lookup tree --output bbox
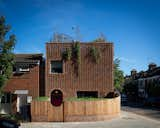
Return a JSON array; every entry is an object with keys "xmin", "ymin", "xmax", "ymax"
[
  {"xmin": 0, "ymin": 16, "xmax": 16, "ymax": 95},
  {"xmin": 93, "ymin": 33, "xmax": 106, "ymax": 43},
  {"xmin": 114, "ymin": 58, "xmax": 124, "ymax": 92}
]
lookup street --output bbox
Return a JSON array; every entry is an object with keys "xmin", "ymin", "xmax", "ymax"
[
  {"xmin": 20, "ymin": 110, "xmax": 160, "ymax": 128},
  {"xmin": 121, "ymin": 102, "xmax": 160, "ymax": 121}
]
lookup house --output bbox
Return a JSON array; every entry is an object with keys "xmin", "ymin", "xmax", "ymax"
[
  {"xmin": 1, "ymin": 54, "xmax": 44, "ymax": 114},
  {"xmin": 45, "ymin": 42, "xmax": 114, "ymax": 99},
  {"xmin": 124, "ymin": 63, "xmax": 160, "ymax": 100},
  {"xmin": 1, "ymin": 42, "xmax": 114, "ymax": 116}
]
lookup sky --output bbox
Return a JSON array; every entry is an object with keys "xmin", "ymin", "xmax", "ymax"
[{"xmin": 0, "ymin": 0, "xmax": 160, "ymax": 75}]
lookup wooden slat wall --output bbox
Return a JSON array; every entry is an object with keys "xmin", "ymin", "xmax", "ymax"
[
  {"xmin": 31, "ymin": 101, "xmax": 63, "ymax": 122},
  {"xmin": 64, "ymin": 96, "xmax": 120, "ymax": 122},
  {"xmin": 46, "ymin": 43, "xmax": 114, "ymax": 98},
  {"xmin": 31, "ymin": 96, "xmax": 120, "ymax": 122}
]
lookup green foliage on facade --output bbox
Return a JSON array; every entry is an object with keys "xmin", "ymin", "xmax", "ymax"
[
  {"xmin": 62, "ymin": 48, "xmax": 72, "ymax": 61},
  {"xmin": 89, "ymin": 46, "xmax": 101, "ymax": 63},
  {"xmin": 114, "ymin": 58, "xmax": 124, "ymax": 92},
  {"xmin": 0, "ymin": 16, "xmax": 16, "ymax": 94},
  {"xmin": 72, "ymin": 42, "xmax": 81, "ymax": 77}
]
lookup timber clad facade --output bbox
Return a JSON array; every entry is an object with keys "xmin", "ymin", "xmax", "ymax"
[{"xmin": 46, "ymin": 43, "xmax": 114, "ymax": 98}]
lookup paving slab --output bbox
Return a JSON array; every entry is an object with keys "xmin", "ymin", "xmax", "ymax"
[{"xmin": 20, "ymin": 111, "xmax": 160, "ymax": 128}]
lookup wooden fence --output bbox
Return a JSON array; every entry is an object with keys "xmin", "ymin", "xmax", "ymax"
[
  {"xmin": 64, "ymin": 96, "xmax": 120, "ymax": 121},
  {"xmin": 31, "ymin": 101, "xmax": 63, "ymax": 122},
  {"xmin": 31, "ymin": 96, "xmax": 120, "ymax": 122}
]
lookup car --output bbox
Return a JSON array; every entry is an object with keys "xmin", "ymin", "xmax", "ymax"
[
  {"xmin": 0, "ymin": 117, "xmax": 20, "ymax": 128},
  {"xmin": 144, "ymin": 97, "xmax": 160, "ymax": 107},
  {"xmin": 121, "ymin": 94, "xmax": 128, "ymax": 104}
]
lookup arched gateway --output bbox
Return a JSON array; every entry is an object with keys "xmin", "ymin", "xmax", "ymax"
[{"xmin": 51, "ymin": 89, "xmax": 63, "ymax": 106}]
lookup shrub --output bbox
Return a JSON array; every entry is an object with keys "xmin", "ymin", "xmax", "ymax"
[
  {"xmin": 34, "ymin": 96, "xmax": 49, "ymax": 101},
  {"xmin": 104, "ymin": 91, "xmax": 120, "ymax": 98}
]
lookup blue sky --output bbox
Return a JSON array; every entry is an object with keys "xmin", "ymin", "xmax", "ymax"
[{"xmin": 0, "ymin": 0, "xmax": 160, "ymax": 75}]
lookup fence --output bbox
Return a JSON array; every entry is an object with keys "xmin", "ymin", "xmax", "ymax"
[
  {"xmin": 31, "ymin": 101, "xmax": 63, "ymax": 122},
  {"xmin": 64, "ymin": 96, "xmax": 120, "ymax": 121},
  {"xmin": 31, "ymin": 96, "xmax": 120, "ymax": 122}
]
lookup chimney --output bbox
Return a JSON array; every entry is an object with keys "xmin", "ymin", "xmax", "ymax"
[
  {"xmin": 148, "ymin": 63, "xmax": 157, "ymax": 70},
  {"xmin": 131, "ymin": 69, "xmax": 137, "ymax": 76}
]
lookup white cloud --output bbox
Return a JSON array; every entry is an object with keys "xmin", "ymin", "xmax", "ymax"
[{"xmin": 115, "ymin": 56, "xmax": 136, "ymax": 64}]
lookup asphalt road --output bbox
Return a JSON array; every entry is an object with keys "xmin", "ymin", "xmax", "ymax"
[
  {"xmin": 121, "ymin": 103, "xmax": 160, "ymax": 121},
  {"xmin": 20, "ymin": 111, "xmax": 160, "ymax": 128}
]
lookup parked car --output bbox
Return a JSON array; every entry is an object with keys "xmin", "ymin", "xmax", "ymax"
[
  {"xmin": 144, "ymin": 97, "xmax": 160, "ymax": 107},
  {"xmin": 0, "ymin": 117, "xmax": 20, "ymax": 128},
  {"xmin": 121, "ymin": 94, "xmax": 128, "ymax": 105}
]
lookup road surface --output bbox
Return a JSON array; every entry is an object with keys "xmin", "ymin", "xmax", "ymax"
[
  {"xmin": 121, "ymin": 103, "xmax": 160, "ymax": 121},
  {"xmin": 20, "ymin": 111, "xmax": 160, "ymax": 128}
]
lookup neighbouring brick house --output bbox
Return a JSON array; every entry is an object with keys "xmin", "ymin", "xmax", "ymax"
[
  {"xmin": 1, "ymin": 54, "xmax": 44, "ymax": 114},
  {"xmin": 46, "ymin": 42, "xmax": 114, "ymax": 98},
  {"xmin": 124, "ymin": 63, "xmax": 160, "ymax": 100}
]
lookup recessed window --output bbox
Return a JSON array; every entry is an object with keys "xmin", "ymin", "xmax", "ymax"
[
  {"xmin": 1, "ymin": 93, "xmax": 11, "ymax": 103},
  {"xmin": 19, "ymin": 67, "xmax": 30, "ymax": 72},
  {"xmin": 51, "ymin": 61, "xmax": 63, "ymax": 73},
  {"xmin": 13, "ymin": 66, "xmax": 30, "ymax": 73},
  {"xmin": 0, "ymin": 66, "xmax": 2, "ymax": 75},
  {"xmin": 77, "ymin": 91, "xmax": 98, "ymax": 98}
]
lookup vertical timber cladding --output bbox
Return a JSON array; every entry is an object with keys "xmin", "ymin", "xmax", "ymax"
[{"xmin": 46, "ymin": 42, "xmax": 114, "ymax": 98}]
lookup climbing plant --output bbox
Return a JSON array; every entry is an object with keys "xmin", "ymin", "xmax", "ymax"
[
  {"xmin": 62, "ymin": 48, "xmax": 72, "ymax": 61},
  {"xmin": 89, "ymin": 46, "xmax": 101, "ymax": 63},
  {"xmin": 71, "ymin": 42, "xmax": 81, "ymax": 77},
  {"xmin": 61, "ymin": 42, "xmax": 102, "ymax": 76}
]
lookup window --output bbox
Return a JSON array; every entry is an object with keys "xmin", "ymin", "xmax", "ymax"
[
  {"xmin": 1, "ymin": 93, "xmax": 11, "ymax": 103},
  {"xmin": 77, "ymin": 91, "xmax": 98, "ymax": 98},
  {"xmin": 19, "ymin": 67, "xmax": 30, "ymax": 72},
  {"xmin": 13, "ymin": 66, "xmax": 30, "ymax": 73},
  {"xmin": 0, "ymin": 66, "xmax": 2, "ymax": 75},
  {"xmin": 13, "ymin": 66, "xmax": 17, "ymax": 72},
  {"xmin": 51, "ymin": 61, "xmax": 63, "ymax": 73},
  {"xmin": 0, "ymin": 45, "xmax": 2, "ymax": 53}
]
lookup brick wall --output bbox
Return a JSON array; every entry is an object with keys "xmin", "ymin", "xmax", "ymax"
[{"xmin": 3, "ymin": 64, "xmax": 40, "ymax": 98}]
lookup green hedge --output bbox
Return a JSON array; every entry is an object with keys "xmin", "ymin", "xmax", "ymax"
[{"xmin": 34, "ymin": 96, "xmax": 49, "ymax": 101}]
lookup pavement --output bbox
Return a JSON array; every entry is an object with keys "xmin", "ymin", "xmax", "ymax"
[
  {"xmin": 121, "ymin": 102, "xmax": 160, "ymax": 121},
  {"xmin": 20, "ymin": 111, "xmax": 160, "ymax": 128}
]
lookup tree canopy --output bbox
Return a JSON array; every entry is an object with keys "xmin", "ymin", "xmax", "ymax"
[
  {"xmin": 114, "ymin": 58, "xmax": 124, "ymax": 92},
  {"xmin": 0, "ymin": 16, "xmax": 16, "ymax": 94}
]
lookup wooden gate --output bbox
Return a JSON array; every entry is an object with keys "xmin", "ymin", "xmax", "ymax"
[{"xmin": 31, "ymin": 101, "xmax": 63, "ymax": 122}]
